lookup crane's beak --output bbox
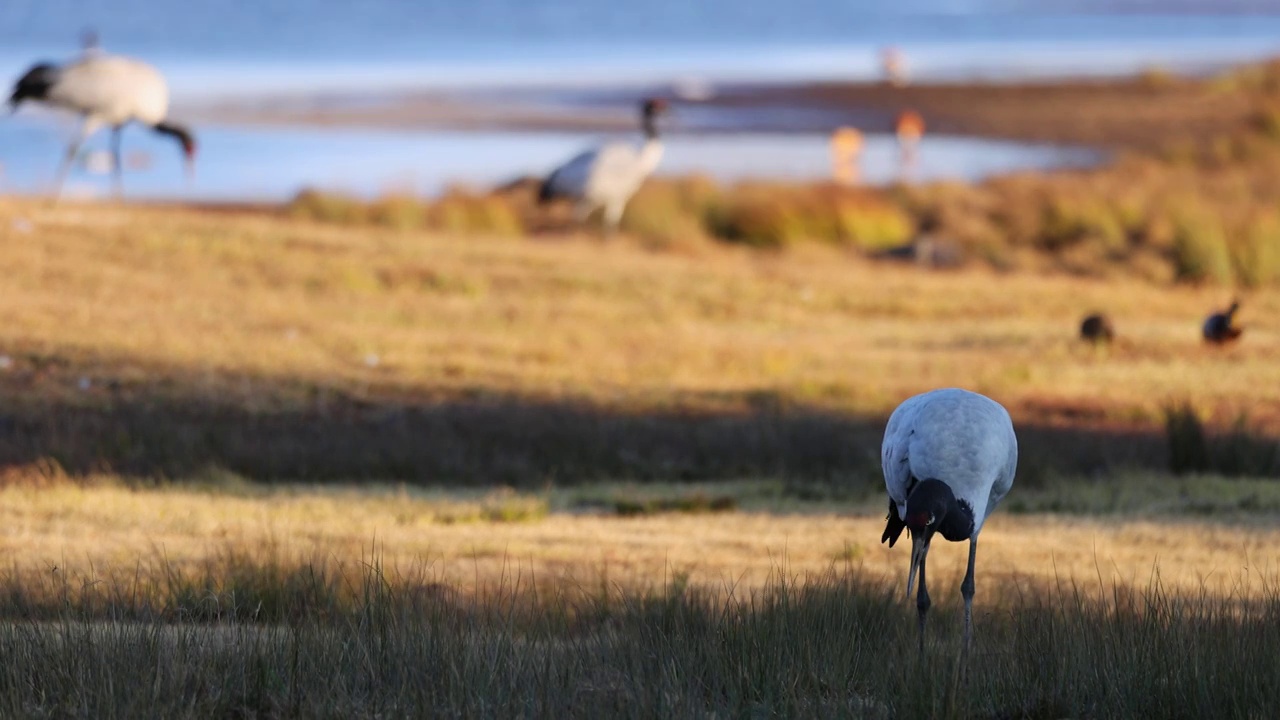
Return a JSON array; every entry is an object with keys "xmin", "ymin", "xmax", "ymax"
[{"xmin": 905, "ymin": 529, "xmax": 931, "ymax": 599}]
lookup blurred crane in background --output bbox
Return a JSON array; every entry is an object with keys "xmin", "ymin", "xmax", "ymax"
[
  {"xmin": 538, "ymin": 98, "xmax": 669, "ymax": 237},
  {"xmin": 8, "ymin": 49, "xmax": 197, "ymax": 198}
]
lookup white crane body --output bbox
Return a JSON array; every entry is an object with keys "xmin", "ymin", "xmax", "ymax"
[
  {"xmin": 539, "ymin": 99, "xmax": 667, "ymax": 236},
  {"xmin": 44, "ymin": 56, "xmax": 170, "ymax": 127}
]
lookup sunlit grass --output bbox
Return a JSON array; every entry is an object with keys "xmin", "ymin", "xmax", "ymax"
[
  {"xmin": 1, "ymin": 194, "xmax": 1279, "ymax": 482},
  {"xmin": 1, "ymin": 473, "xmax": 1279, "ymax": 607}
]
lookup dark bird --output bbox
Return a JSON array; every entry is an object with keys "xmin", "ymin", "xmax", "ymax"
[
  {"xmin": 881, "ymin": 388, "xmax": 1018, "ymax": 654},
  {"xmin": 538, "ymin": 98, "xmax": 668, "ymax": 237},
  {"xmin": 9, "ymin": 52, "xmax": 197, "ymax": 197},
  {"xmin": 1203, "ymin": 301, "xmax": 1243, "ymax": 345},
  {"xmin": 1080, "ymin": 313, "xmax": 1115, "ymax": 345}
]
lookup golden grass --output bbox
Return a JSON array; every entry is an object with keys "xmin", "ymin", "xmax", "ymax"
[
  {"xmin": 1, "ymin": 479, "xmax": 1277, "ymax": 603},
  {"xmin": 0, "ymin": 197, "xmax": 1276, "ymax": 432}
]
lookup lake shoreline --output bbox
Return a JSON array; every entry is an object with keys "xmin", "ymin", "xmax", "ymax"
[{"xmin": 180, "ymin": 66, "xmax": 1259, "ymax": 152}]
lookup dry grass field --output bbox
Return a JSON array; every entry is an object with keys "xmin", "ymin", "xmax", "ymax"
[
  {"xmin": 0, "ymin": 194, "xmax": 1278, "ymax": 715},
  {"xmin": 0, "ymin": 477, "xmax": 1275, "ymax": 718},
  {"xmin": 1, "ymin": 196, "xmax": 1277, "ymax": 484},
  {"xmin": 5, "ymin": 61, "xmax": 1280, "ymax": 711},
  {"xmin": 3, "ymin": 478, "xmax": 1280, "ymax": 604}
]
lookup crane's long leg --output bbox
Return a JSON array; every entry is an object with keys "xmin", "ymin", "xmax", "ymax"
[
  {"xmin": 961, "ymin": 538, "xmax": 977, "ymax": 651},
  {"xmin": 602, "ymin": 202, "xmax": 624, "ymax": 240},
  {"xmin": 110, "ymin": 125, "xmax": 124, "ymax": 199},
  {"xmin": 916, "ymin": 549, "xmax": 931, "ymax": 656},
  {"xmin": 52, "ymin": 117, "xmax": 100, "ymax": 200}
]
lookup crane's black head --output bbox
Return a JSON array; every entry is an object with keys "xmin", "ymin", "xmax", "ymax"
[
  {"xmin": 640, "ymin": 98, "xmax": 669, "ymax": 138},
  {"xmin": 9, "ymin": 63, "xmax": 60, "ymax": 111},
  {"xmin": 642, "ymin": 98, "xmax": 669, "ymax": 117},
  {"xmin": 153, "ymin": 122, "xmax": 198, "ymax": 179},
  {"xmin": 904, "ymin": 478, "xmax": 974, "ymax": 543},
  {"xmin": 153, "ymin": 122, "xmax": 197, "ymax": 160}
]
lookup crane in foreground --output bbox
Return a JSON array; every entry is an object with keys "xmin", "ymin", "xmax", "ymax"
[
  {"xmin": 880, "ymin": 388, "xmax": 1017, "ymax": 655},
  {"xmin": 538, "ymin": 98, "xmax": 668, "ymax": 237},
  {"xmin": 1203, "ymin": 300, "xmax": 1243, "ymax": 345},
  {"xmin": 8, "ymin": 52, "xmax": 196, "ymax": 197}
]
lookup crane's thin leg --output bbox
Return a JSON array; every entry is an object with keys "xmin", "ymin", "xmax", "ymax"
[
  {"xmin": 916, "ymin": 550, "xmax": 931, "ymax": 656},
  {"xmin": 110, "ymin": 125, "xmax": 124, "ymax": 199},
  {"xmin": 52, "ymin": 141, "xmax": 83, "ymax": 201},
  {"xmin": 961, "ymin": 538, "xmax": 977, "ymax": 652},
  {"xmin": 602, "ymin": 203, "xmax": 624, "ymax": 240},
  {"xmin": 52, "ymin": 117, "xmax": 100, "ymax": 201}
]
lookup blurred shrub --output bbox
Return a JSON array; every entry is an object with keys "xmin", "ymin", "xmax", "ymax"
[
  {"xmin": 620, "ymin": 177, "xmax": 714, "ymax": 248},
  {"xmin": 708, "ymin": 194, "xmax": 806, "ymax": 249},
  {"xmin": 1234, "ymin": 211, "xmax": 1280, "ymax": 288},
  {"xmin": 369, "ymin": 194, "xmax": 426, "ymax": 230},
  {"xmin": 1254, "ymin": 104, "xmax": 1280, "ymax": 142},
  {"xmin": 289, "ymin": 189, "xmax": 369, "ymax": 225},
  {"xmin": 1165, "ymin": 402, "xmax": 1209, "ymax": 475},
  {"xmin": 829, "ymin": 190, "xmax": 914, "ymax": 250},
  {"xmin": 1170, "ymin": 203, "xmax": 1233, "ymax": 284},
  {"xmin": 1039, "ymin": 196, "xmax": 1127, "ymax": 254},
  {"xmin": 427, "ymin": 189, "xmax": 524, "ymax": 236}
]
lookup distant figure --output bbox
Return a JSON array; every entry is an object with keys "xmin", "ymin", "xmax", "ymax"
[
  {"xmin": 8, "ymin": 52, "xmax": 197, "ymax": 198},
  {"xmin": 830, "ymin": 126, "xmax": 864, "ymax": 185},
  {"xmin": 538, "ymin": 98, "xmax": 669, "ymax": 238},
  {"xmin": 882, "ymin": 47, "xmax": 909, "ymax": 87},
  {"xmin": 1203, "ymin": 300, "xmax": 1243, "ymax": 345},
  {"xmin": 896, "ymin": 110, "xmax": 926, "ymax": 172},
  {"xmin": 1080, "ymin": 313, "xmax": 1115, "ymax": 345}
]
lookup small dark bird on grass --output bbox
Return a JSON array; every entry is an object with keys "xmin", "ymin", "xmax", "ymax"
[
  {"xmin": 1203, "ymin": 301, "xmax": 1243, "ymax": 345},
  {"xmin": 1080, "ymin": 313, "xmax": 1114, "ymax": 345}
]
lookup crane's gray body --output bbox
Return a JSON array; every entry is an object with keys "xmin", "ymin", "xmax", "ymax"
[{"xmin": 882, "ymin": 387, "xmax": 1017, "ymax": 537}]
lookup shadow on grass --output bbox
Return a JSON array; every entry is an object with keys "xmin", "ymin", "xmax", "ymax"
[
  {"xmin": 0, "ymin": 365, "xmax": 1176, "ymax": 486},
  {"xmin": 3, "ymin": 551, "xmax": 1280, "ymax": 718}
]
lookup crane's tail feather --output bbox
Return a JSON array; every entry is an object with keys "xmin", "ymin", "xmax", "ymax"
[
  {"xmin": 881, "ymin": 498, "xmax": 906, "ymax": 547},
  {"xmin": 537, "ymin": 173, "xmax": 561, "ymax": 204}
]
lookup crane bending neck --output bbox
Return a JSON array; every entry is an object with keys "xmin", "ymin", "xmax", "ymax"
[
  {"xmin": 642, "ymin": 115, "xmax": 659, "ymax": 140},
  {"xmin": 905, "ymin": 478, "xmax": 975, "ymax": 542}
]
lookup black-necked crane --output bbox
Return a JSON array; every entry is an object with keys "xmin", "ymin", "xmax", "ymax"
[
  {"xmin": 880, "ymin": 388, "xmax": 1018, "ymax": 655},
  {"xmin": 1203, "ymin": 300, "xmax": 1243, "ymax": 345},
  {"xmin": 538, "ymin": 98, "xmax": 668, "ymax": 237},
  {"xmin": 8, "ymin": 52, "xmax": 196, "ymax": 197},
  {"xmin": 1080, "ymin": 312, "xmax": 1115, "ymax": 345}
]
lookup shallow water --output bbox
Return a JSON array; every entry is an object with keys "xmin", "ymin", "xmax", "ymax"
[
  {"xmin": 0, "ymin": 117, "xmax": 1099, "ymax": 201},
  {"xmin": 2, "ymin": 7, "xmax": 1279, "ymax": 100}
]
